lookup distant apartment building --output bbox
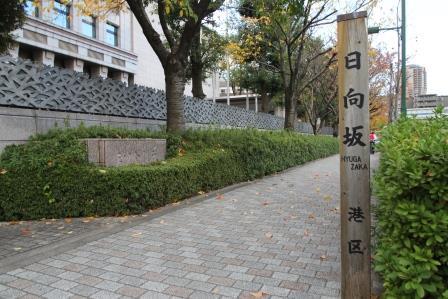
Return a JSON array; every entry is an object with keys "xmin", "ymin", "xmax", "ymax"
[
  {"xmin": 9, "ymin": 0, "xmax": 213, "ymax": 96},
  {"xmin": 413, "ymin": 94, "xmax": 448, "ymax": 108},
  {"xmin": 406, "ymin": 64, "xmax": 427, "ymax": 98}
]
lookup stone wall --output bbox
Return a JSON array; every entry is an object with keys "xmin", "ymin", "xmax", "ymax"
[{"xmin": 0, "ymin": 56, "xmax": 334, "ymax": 152}]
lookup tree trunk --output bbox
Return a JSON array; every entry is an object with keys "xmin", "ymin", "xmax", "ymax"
[
  {"xmin": 284, "ymin": 89, "xmax": 296, "ymax": 130},
  {"xmin": 191, "ymin": 33, "xmax": 205, "ymax": 99},
  {"xmin": 165, "ymin": 56, "xmax": 186, "ymax": 132},
  {"xmin": 261, "ymin": 90, "xmax": 270, "ymax": 113},
  {"xmin": 311, "ymin": 122, "xmax": 318, "ymax": 135}
]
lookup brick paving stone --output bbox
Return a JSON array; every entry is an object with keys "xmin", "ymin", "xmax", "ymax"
[
  {"xmin": 42, "ymin": 288, "xmax": 74, "ymax": 299},
  {"xmin": 308, "ymin": 285, "xmax": 340, "ymax": 297},
  {"xmin": 0, "ymin": 287, "xmax": 27, "ymax": 299},
  {"xmin": 186, "ymin": 280, "xmax": 216, "ymax": 292},
  {"xmin": 189, "ymin": 290, "xmax": 220, "ymax": 299},
  {"xmin": 69, "ymin": 284, "xmax": 99, "ymax": 296},
  {"xmin": 163, "ymin": 276, "xmax": 191, "ymax": 287},
  {"xmin": 211, "ymin": 286, "xmax": 241, "ymax": 297},
  {"xmin": 0, "ymin": 155, "xmax": 372, "ymax": 298},
  {"xmin": 94, "ymin": 280, "xmax": 124, "ymax": 292},
  {"xmin": 50, "ymin": 279, "xmax": 78, "ymax": 291},
  {"xmin": 141, "ymin": 281, "xmax": 169, "ymax": 292},
  {"xmin": 116, "ymin": 285, "xmax": 146, "ymax": 298},
  {"xmin": 164, "ymin": 285, "xmax": 194, "ymax": 298},
  {"xmin": 18, "ymin": 294, "xmax": 42, "ymax": 299},
  {"xmin": 185, "ymin": 272, "xmax": 210, "ymax": 282},
  {"xmin": 90, "ymin": 289, "xmax": 122, "ymax": 299},
  {"xmin": 260, "ymin": 285, "xmax": 291, "ymax": 297},
  {"xmin": 232, "ymin": 280, "xmax": 262, "ymax": 292},
  {"xmin": 207, "ymin": 276, "xmax": 235, "ymax": 287}
]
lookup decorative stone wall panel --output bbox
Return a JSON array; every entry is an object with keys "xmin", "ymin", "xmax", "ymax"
[{"xmin": 0, "ymin": 56, "xmax": 330, "ymax": 134}]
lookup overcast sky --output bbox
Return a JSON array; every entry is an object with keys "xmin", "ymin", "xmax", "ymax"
[
  {"xmin": 216, "ymin": 0, "xmax": 448, "ymax": 95},
  {"xmin": 366, "ymin": 0, "xmax": 447, "ymax": 95}
]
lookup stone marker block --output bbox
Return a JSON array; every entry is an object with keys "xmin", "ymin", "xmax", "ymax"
[{"xmin": 83, "ymin": 138, "xmax": 166, "ymax": 166}]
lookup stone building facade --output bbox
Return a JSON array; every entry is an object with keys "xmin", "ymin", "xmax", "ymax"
[{"xmin": 10, "ymin": 0, "xmax": 214, "ymax": 96}]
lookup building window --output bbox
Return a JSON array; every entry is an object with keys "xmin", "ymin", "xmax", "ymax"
[
  {"xmin": 52, "ymin": 0, "xmax": 70, "ymax": 29},
  {"xmin": 24, "ymin": 0, "xmax": 39, "ymax": 17},
  {"xmin": 81, "ymin": 16, "xmax": 96, "ymax": 38},
  {"xmin": 105, "ymin": 23, "xmax": 118, "ymax": 47}
]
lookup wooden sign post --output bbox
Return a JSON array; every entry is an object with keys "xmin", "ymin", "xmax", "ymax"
[{"xmin": 337, "ymin": 11, "xmax": 371, "ymax": 298}]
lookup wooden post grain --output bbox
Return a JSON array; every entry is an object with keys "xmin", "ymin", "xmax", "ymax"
[{"xmin": 337, "ymin": 11, "xmax": 371, "ymax": 298}]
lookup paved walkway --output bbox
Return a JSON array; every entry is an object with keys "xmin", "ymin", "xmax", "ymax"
[{"xmin": 0, "ymin": 155, "xmax": 379, "ymax": 299}]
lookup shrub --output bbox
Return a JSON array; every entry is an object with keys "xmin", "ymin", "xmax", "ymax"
[
  {"xmin": 373, "ymin": 113, "xmax": 448, "ymax": 298},
  {"xmin": 0, "ymin": 125, "xmax": 338, "ymax": 220}
]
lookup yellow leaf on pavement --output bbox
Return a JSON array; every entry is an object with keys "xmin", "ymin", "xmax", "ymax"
[{"xmin": 250, "ymin": 291, "xmax": 268, "ymax": 298}]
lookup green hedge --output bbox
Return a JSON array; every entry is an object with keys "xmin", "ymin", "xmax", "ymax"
[
  {"xmin": 373, "ymin": 113, "xmax": 448, "ymax": 298},
  {"xmin": 0, "ymin": 125, "xmax": 338, "ymax": 221}
]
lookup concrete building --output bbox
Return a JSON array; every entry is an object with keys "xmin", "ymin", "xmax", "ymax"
[
  {"xmin": 10, "ymin": 0, "xmax": 214, "ymax": 96},
  {"xmin": 406, "ymin": 64, "xmax": 427, "ymax": 98},
  {"xmin": 413, "ymin": 94, "xmax": 448, "ymax": 108}
]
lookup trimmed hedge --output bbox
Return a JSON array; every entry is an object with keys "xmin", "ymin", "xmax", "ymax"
[
  {"xmin": 373, "ymin": 113, "xmax": 448, "ymax": 298},
  {"xmin": 0, "ymin": 125, "xmax": 338, "ymax": 221}
]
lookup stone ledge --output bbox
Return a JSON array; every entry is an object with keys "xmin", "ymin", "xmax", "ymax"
[{"xmin": 83, "ymin": 138, "xmax": 166, "ymax": 167}]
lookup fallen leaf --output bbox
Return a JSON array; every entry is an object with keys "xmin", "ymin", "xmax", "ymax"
[
  {"xmin": 98, "ymin": 169, "xmax": 107, "ymax": 174},
  {"xmin": 320, "ymin": 255, "xmax": 327, "ymax": 261},
  {"xmin": 198, "ymin": 191, "xmax": 205, "ymax": 195},
  {"xmin": 216, "ymin": 194, "xmax": 224, "ymax": 200},
  {"xmin": 159, "ymin": 219, "xmax": 165, "ymax": 224},
  {"xmin": 250, "ymin": 291, "xmax": 268, "ymax": 298},
  {"xmin": 8, "ymin": 221, "xmax": 20, "ymax": 225},
  {"xmin": 264, "ymin": 232, "xmax": 273, "ymax": 239},
  {"xmin": 82, "ymin": 217, "xmax": 95, "ymax": 223},
  {"xmin": 132, "ymin": 232, "xmax": 142, "ymax": 237},
  {"xmin": 47, "ymin": 160, "xmax": 53, "ymax": 167},
  {"xmin": 20, "ymin": 228, "xmax": 31, "ymax": 236},
  {"xmin": 171, "ymin": 202, "xmax": 180, "ymax": 206},
  {"xmin": 178, "ymin": 148, "xmax": 186, "ymax": 157},
  {"xmin": 45, "ymin": 221, "xmax": 52, "ymax": 225},
  {"xmin": 308, "ymin": 213, "xmax": 315, "ymax": 219},
  {"xmin": 262, "ymin": 201, "xmax": 269, "ymax": 206},
  {"xmin": 0, "ymin": 169, "xmax": 7, "ymax": 175},
  {"xmin": 304, "ymin": 229, "xmax": 309, "ymax": 236},
  {"xmin": 64, "ymin": 218, "xmax": 72, "ymax": 224},
  {"xmin": 323, "ymin": 195, "xmax": 332, "ymax": 201},
  {"xmin": 315, "ymin": 187, "xmax": 320, "ymax": 193}
]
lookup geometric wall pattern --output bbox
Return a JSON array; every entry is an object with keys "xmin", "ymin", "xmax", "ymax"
[{"xmin": 0, "ymin": 56, "xmax": 331, "ymax": 134}]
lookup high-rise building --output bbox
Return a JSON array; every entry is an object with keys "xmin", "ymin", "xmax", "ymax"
[{"xmin": 406, "ymin": 64, "xmax": 427, "ymax": 98}]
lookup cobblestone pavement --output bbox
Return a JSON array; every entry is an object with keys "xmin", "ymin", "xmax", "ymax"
[
  {"xmin": 0, "ymin": 216, "xmax": 147, "ymax": 261},
  {"xmin": 0, "ymin": 155, "xmax": 379, "ymax": 298}
]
